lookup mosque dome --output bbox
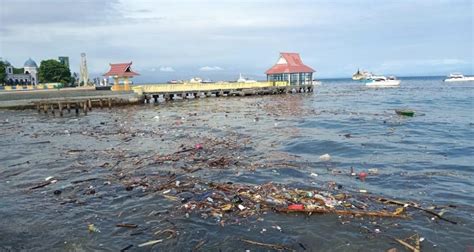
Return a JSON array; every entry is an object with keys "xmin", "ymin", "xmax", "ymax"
[{"xmin": 24, "ymin": 58, "xmax": 38, "ymax": 68}]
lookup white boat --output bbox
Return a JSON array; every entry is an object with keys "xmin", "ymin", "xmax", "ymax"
[
  {"xmin": 352, "ymin": 69, "xmax": 372, "ymax": 81},
  {"xmin": 312, "ymin": 79, "xmax": 322, "ymax": 85},
  {"xmin": 444, "ymin": 73, "xmax": 474, "ymax": 82},
  {"xmin": 237, "ymin": 73, "xmax": 257, "ymax": 83},
  {"xmin": 365, "ymin": 75, "xmax": 400, "ymax": 87},
  {"xmin": 189, "ymin": 77, "xmax": 202, "ymax": 83}
]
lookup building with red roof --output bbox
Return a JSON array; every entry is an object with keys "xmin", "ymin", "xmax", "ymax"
[
  {"xmin": 265, "ymin": 52, "xmax": 315, "ymax": 85},
  {"xmin": 103, "ymin": 62, "xmax": 139, "ymax": 91}
]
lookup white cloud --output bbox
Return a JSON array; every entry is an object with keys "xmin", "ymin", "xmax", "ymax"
[
  {"xmin": 375, "ymin": 58, "xmax": 469, "ymax": 72},
  {"xmin": 199, "ymin": 66, "xmax": 223, "ymax": 71},
  {"xmin": 380, "ymin": 59, "xmax": 468, "ymax": 68},
  {"xmin": 159, "ymin": 66, "xmax": 175, "ymax": 72}
]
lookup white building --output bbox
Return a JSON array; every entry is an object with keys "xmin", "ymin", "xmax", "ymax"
[{"xmin": 4, "ymin": 58, "xmax": 39, "ymax": 85}]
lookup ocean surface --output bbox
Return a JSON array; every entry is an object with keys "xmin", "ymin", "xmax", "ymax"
[{"xmin": 0, "ymin": 76, "xmax": 473, "ymax": 251}]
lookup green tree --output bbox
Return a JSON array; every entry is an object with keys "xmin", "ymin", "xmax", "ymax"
[
  {"xmin": 13, "ymin": 68, "xmax": 24, "ymax": 74},
  {"xmin": 39, "ymin": 59, "xmax": 71, "ymax": 85},
  {"xmin": 0, "ymin": 61, "xmax": 7, "ymax": 85}
]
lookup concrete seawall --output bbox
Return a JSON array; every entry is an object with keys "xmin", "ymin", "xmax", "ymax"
[{"xmin": 0, "ymin": 88, "xmax": 143, "ymax": 109}]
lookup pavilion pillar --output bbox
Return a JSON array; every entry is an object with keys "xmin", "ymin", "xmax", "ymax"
[
  {"xmin": 112, "ymin": 76, "xmax": 121, "ymax": 91},
  {"xmin": 123, "ymin": 77, "xmax": 130, "ymax": 91}
]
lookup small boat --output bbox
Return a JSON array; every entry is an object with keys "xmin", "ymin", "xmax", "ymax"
[
  {"xmin": 395, "ymin": 109, "xmax": 415, "ymax": 117},
  {"xmin": 352, "ymin": 69, "xmax": 372, "ymax": 81},
  {"xmin": 237, "ymin": 73, "xmax": 257, "ymax": 83},
  {"xmin": 189, "ymin": 77, "xmax": 203, "ymax": 83},
  {"xmin": 444, "ymin": 73, "xmax": 474, "ymax": 82},
  {"xmin": 365, "ymin": 75, "xmax": 400, "ymax": 87},
  {"xmin": 312, "ymin": 79, "xmax": 322, "ymax": 86}
]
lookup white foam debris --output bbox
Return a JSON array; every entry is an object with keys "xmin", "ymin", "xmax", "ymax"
[{"xmin": 319, "ymin": 153, "xmax": 331, "ymax": 162}]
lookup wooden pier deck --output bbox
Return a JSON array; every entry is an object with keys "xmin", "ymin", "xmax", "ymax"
[
  {"xmin": 133, "ymin": 82, "xmax": 314, "ymax": 104},
  {"xmin": 0, "ymin": 82, "xmax": 315, "ymax": 112}
]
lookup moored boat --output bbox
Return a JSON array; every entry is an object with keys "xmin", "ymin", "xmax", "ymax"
[
  {"xmin": 365, "ymin": 75, "xmax": 400, "ymax": 87},
  {"xmin": 312, "ymin": 79, "xmax": 322, "ymax": 86},
  {"xmin": 444, "ymin": 73, "xmax": 474, "ymax": 82},
  {"xmin": 237, "ymin": 73, "xmax": 257, "ymax": 83},
  {"xmin": 352, "ymin": 69, "xmax": 372, "ymax": 81}
]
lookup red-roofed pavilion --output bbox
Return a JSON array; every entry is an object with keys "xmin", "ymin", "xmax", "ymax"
[
  {"xmin": 103, "ymin": 62, "xmax": 139, "ymax": 91},
  {"xmin": 265, "ymin": 52, "xmax": 315, "ymax": 85}
]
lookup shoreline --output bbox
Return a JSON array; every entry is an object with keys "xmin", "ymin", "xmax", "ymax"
[
  {"xmin": 0, "ymin": 89, "xmax": 142, "ymax": 109},
  {"xmin": 0, "ymin": 83, "xmax": 315, "ymax": 110}
]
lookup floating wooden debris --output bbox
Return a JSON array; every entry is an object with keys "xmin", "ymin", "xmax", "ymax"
[
  {"xmin": 394, "ymin": 234, "xmax": 421, "ymax": 252},
  {"xmin": 240, "ymin": 238, "xmax": 295, "ymax": 251},
  {"xmin": 138, "ymin": 239, "xmax": 163, "ymax": 247},
  {"xmin": 116, "ymin": 223, "xmax": 138, "ymax": 228}
]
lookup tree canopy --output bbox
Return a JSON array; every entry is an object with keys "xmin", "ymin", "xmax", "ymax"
[
  {"xmin": 39, "ymin": 59, "xmax": 71, "ymax": 84},
  {"xmin": 0, "ymin": 61, "xmax": 7, "ymax": 84}
]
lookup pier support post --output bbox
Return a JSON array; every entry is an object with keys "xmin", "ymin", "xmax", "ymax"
[
  {"xmin": 88, "ymin": 99, "xmax": 92, "ymax": 111},
  {"xmin": 83, "ymin": 102, "xmax": 88, "ymax": 115},
  {"xmin": 58, "ymin": 102, "xmax": 63, "ymax": 117},
  {"xmin": 75, "ymin": 103, "xmax": 80, "ymax": 115},
  {"xmin": 67, "ymin": 103, "xmax": 71, "ymax": 113}
]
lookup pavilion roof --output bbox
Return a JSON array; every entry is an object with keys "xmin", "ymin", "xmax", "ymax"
[
  {"xmin": 265, "ymin": 52, "xmax": 315, "ymax": 74},
  {"xmin": 103, "ymin": 62, "xmax": 139, "ymax": 77}
]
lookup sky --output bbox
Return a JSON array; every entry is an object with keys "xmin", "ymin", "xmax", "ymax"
[{"xmin": 0, "ymin": 0, "xmax": 473, "ymax": 82}]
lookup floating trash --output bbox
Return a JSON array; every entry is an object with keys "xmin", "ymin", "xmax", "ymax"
[
  {"xmin": 319, "ymin": 153, "xmax": 331, "ymax": 162},
  {"xmin": 395, "ymin": 109, "xmax": 415, "ymax": 117}
]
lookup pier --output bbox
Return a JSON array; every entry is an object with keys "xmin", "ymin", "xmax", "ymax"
[
  {"xmin": 133, "ymin": 82, "xmax": 314, "ymax": 104},
  {"xmin": 34, "ymin": 98, "xmax": 113, "ymax": 116},
  {"xmin": 0, "ymin": 82, "xmax": 315, "ymax": 111}
]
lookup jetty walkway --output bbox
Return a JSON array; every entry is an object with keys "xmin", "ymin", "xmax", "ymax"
[
  {"xmin": 133, "ymin": 81, "xmax": 314, "ymax": 103},
  {"xmin": 0, "ymin": 81, "xmax": 315, "ymax": 111}
]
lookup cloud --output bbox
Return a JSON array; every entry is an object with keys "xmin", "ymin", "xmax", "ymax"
[
  {"xmin": 159, "ymin": 66, "xmax": 175, "ymax": 72},
  {"xmin": 1, "ymin": 0, "xmax": 120, "ymax": 26},
  {"xmin": 375, "ymin": 58, "xmax": 470, "ymax": 72},
  {"xmin": 0, "ymin": 0, "xmax": 472, "ymax": 80},
  {"xmin": 199, "ymin": 66, "xmax": 223, "ymax": 71},
  {"xmin": 381, "ymin": 59, "xmax": 468, "ymax": 68}
]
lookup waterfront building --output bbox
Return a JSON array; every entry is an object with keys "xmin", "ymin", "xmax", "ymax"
[
  {"xmin": 103, "ymin": 62, "xmax": 139, "ymax": 91},
  {"xmin": 3, "ymin": 58, "xmax": 39, "ymax": 85},
  {"xmin": 265, "ymin": 52, "xmax": 314, "ymax": 85}
]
